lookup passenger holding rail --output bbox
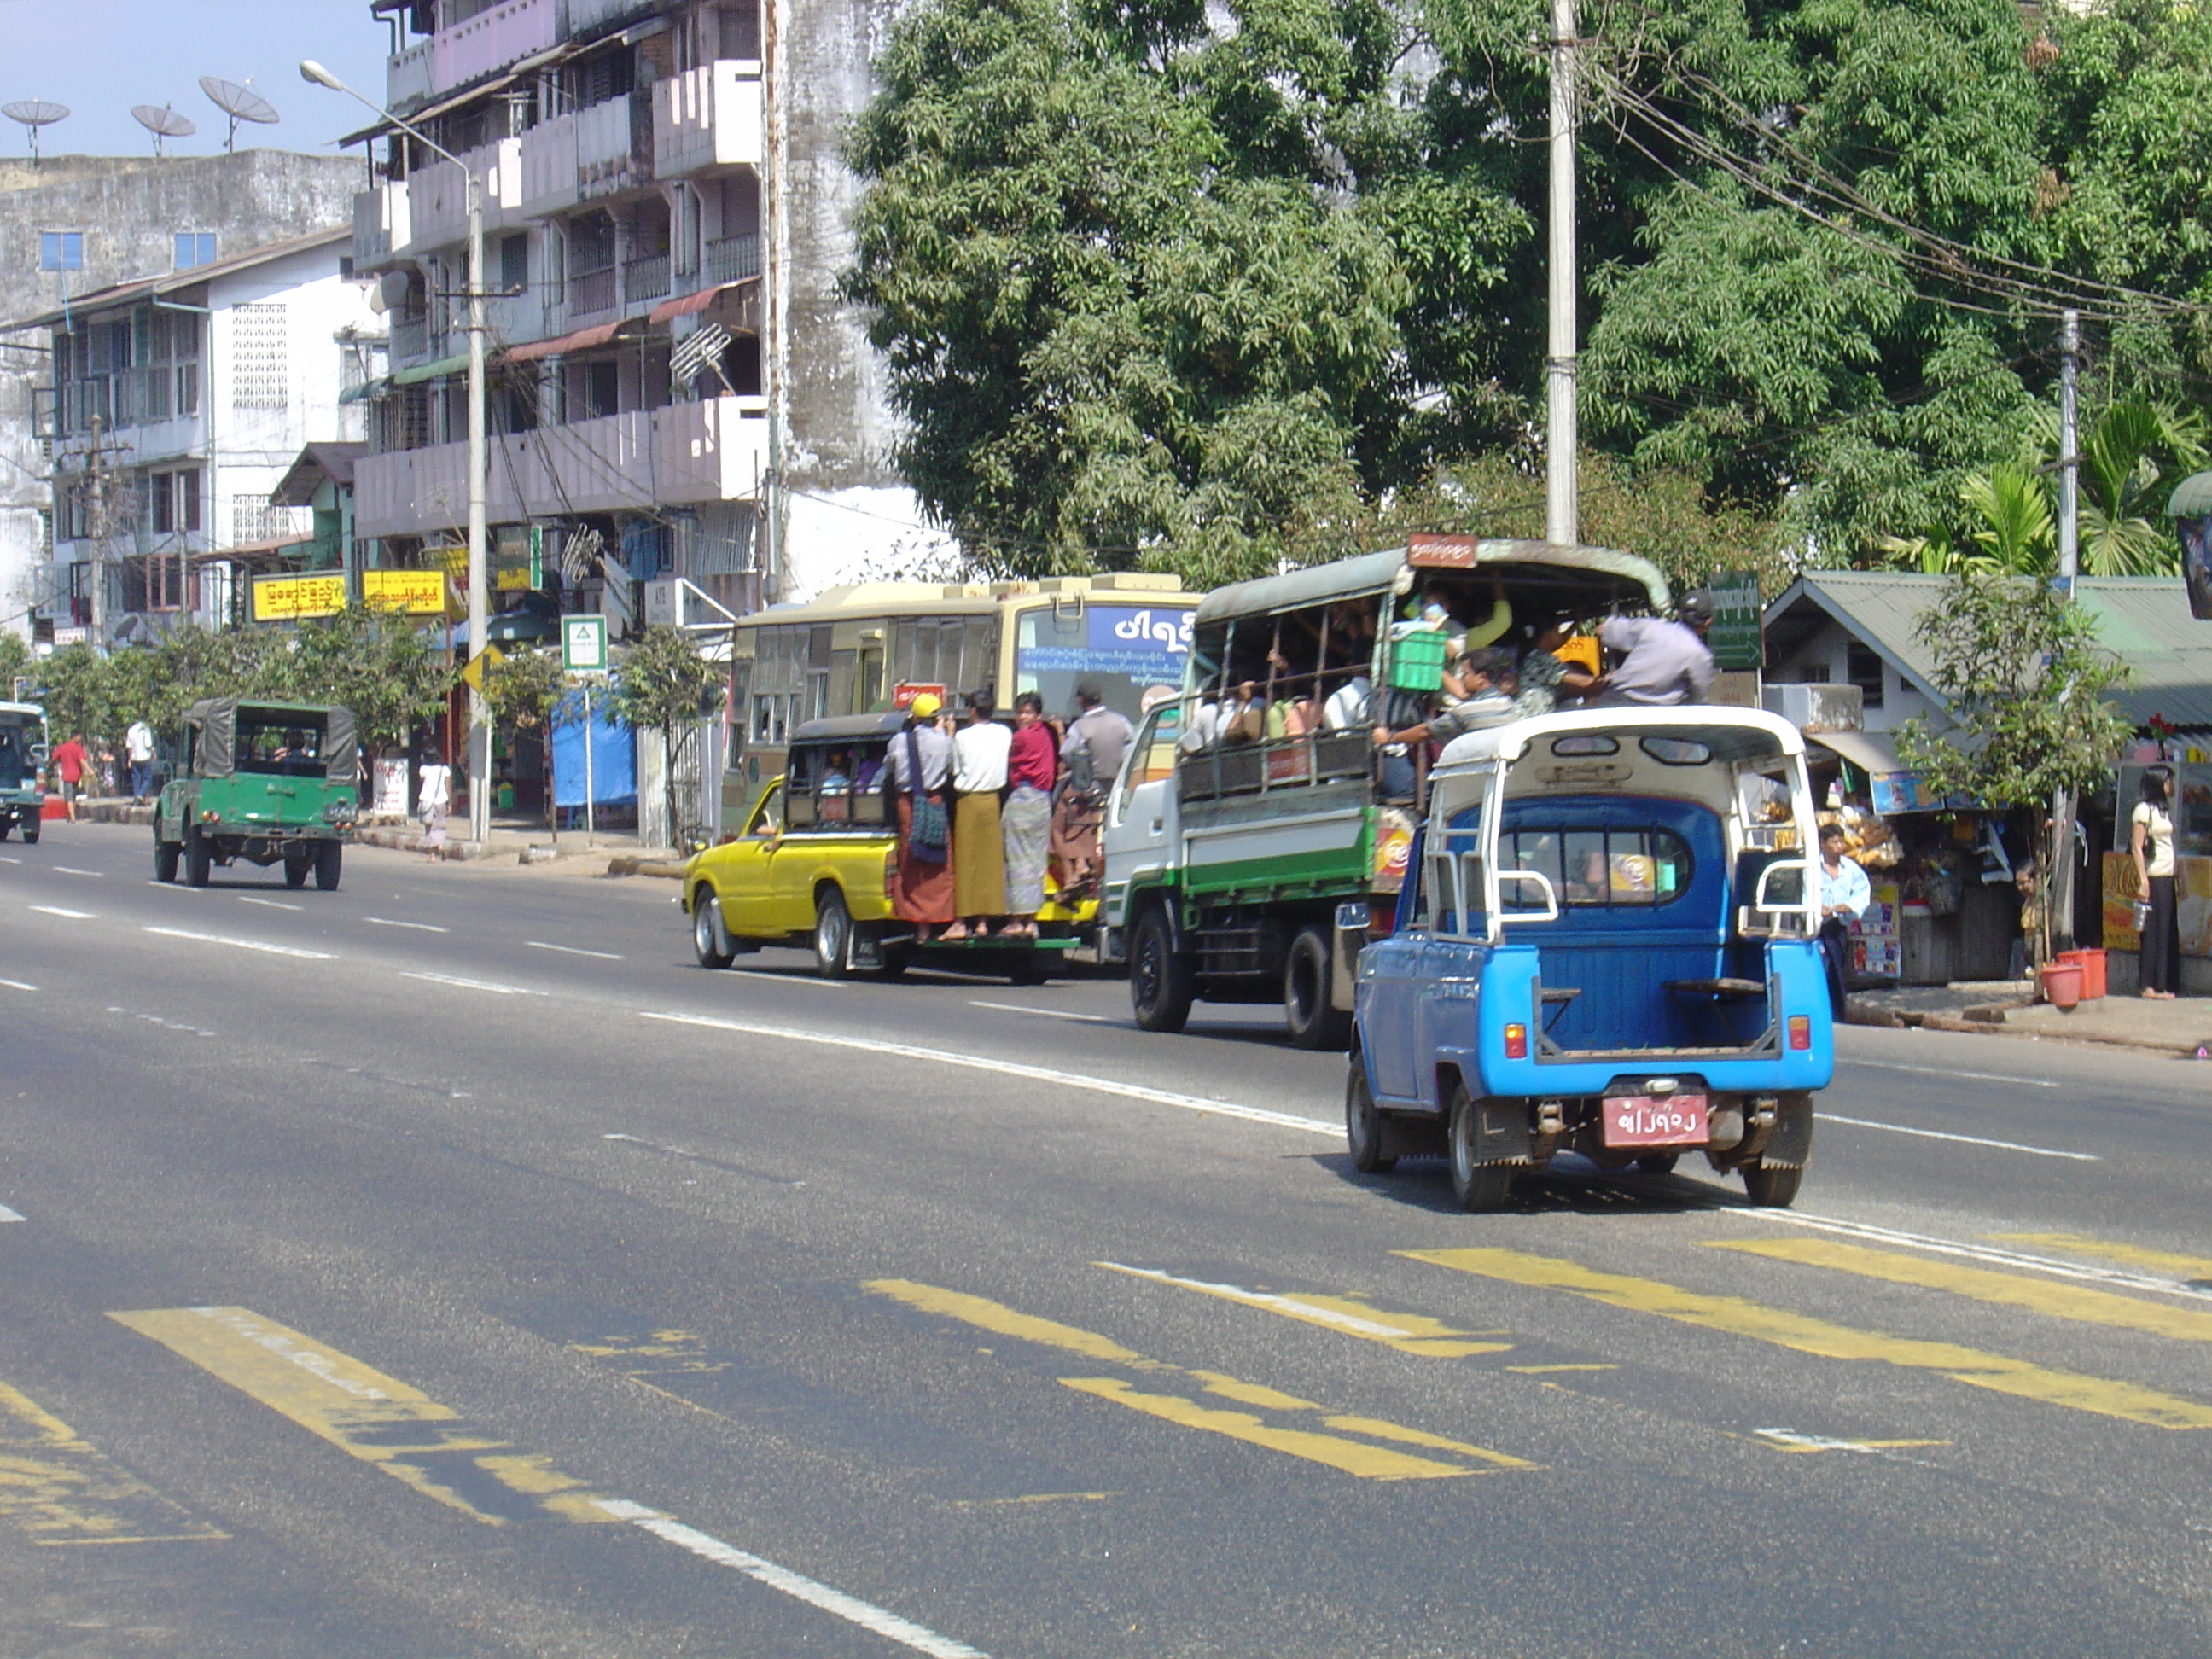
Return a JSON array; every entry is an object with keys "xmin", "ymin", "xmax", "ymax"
[
  {"xmin": 883, "ymin": 693, "xmax": 956, "ymax": 938},
  {"xmin": 1592, "ymin": 592, "xmax": 1716, "ymax": 705},
  {"xmin": 1001, "ymin": 692, "xmax": 1056, "ymax": 939},
  {"xmin": 947, "ymin": 690, "xmax": 1011, "ymax": 941}
]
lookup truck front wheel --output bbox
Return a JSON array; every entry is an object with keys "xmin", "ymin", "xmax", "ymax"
[
  {"xmin": 154, "ymin": 837, "xmax": 179, "ymax": 883},
  {"xmin": 1284, "ymin": 925, "xmax": 1352, "ymax": 1050},
  {"xmin": 1129, "ymin": 905, "xmax": 1193, "ymax": 1033},
  {"xmin": 1447, "ymin": 1087, "xmax": 1516, "ymax": 1213}
]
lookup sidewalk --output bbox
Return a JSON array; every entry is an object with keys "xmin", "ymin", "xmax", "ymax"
[{"xmin": 1848, "ymin": 978, "xmax": 2212, "ymax": 1057}]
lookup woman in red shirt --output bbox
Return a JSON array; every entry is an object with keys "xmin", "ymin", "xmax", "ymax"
[{"xmin": 999, "ymin": 692, "xmax": 1057, "ymax": 938}]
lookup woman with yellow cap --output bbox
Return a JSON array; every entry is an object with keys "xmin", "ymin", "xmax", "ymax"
[{"xmin": 882, "ymin": 692, "xmax": 956, "ymax": 935}]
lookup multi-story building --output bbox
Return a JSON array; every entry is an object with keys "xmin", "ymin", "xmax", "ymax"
[
  {"xmin": 346, "ymin": 0, "xmax": 942, "ymax": 628},
  {"xmin": 30, "ymin": 229, "xmax": 384, "ymax": 642}
]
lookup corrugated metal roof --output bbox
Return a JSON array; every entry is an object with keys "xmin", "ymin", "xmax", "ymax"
[
  {"xmin": 1762, "ymin": 570, "xmax": 2212, "ymax": 731},
  {"xmin": 2168, "ymin": 471, "xmax": 2212, "ymax": 516}
]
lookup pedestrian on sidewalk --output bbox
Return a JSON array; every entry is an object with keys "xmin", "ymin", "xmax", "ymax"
[
  {"xmin": 1816, "ymin": 822, "xmax": 1870, "ymax": 1020},
  {"xmin": 125, "ymin": 718, "xmax": 154, "ymax": 804},
  {"xmin": 50, "ymin": 731, "xmax": 89, "ymax": 821},
  {"xmin": 2133, "ymin": 765, "xmax": 2180, "ymax": 1000},
  {"xmin": 418, "ymin": 756, "xmax": 451, "ymax": 862}
]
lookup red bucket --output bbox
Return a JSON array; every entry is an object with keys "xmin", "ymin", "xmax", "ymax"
[
  {"xmin": 2054, "ymin": 948, "xmax": 2106, "ymax": 1000},
  {"xmin": 2039, "ymin": 963, "xmax": 2083, "ymax": 1010}
]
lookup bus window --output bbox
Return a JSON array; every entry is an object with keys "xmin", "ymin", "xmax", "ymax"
[{"xmin": 1015, "ymin": 603, "xmax": 1192, "ymax": 724}]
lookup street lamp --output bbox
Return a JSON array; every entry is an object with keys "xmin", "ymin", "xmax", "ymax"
[{"xmin": 301, "ymin": 59, "xmax": 491, "ymax": 847}]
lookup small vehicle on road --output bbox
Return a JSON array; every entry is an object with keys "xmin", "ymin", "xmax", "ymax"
[
  {"xmin": 154, "ymin": 699, "xmax": 358, "ymax": 889},
  {"xmin": 685, "ymin": 712, "xmax": 1085, "ymax": 982},
  {"xmin": 1347, "ymin": 707, "xmax": 1831, "ymax": 1210},
  {"xmin": 0, "ymin": 701, "xmax": 47, "ymax": 844}
]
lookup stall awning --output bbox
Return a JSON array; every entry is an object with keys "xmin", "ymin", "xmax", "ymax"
[
  {"xmin": 648, "ymin": 280, "xmax": 753, "ymax": 324},
  {"xmin": 339, "ymin": 375, "xmax": 387, "ymax": 405},
  {"xmin": 391, "ymin": 352, "xmax": 470, "ymax": 386},
  {"xmin": 503, "ymin": 321, "xmax": 622, "ymax": 363},
  {"xmin": 1808, "ymin": 729, "xmax": 1907, "ymax": 777},
  {"xmin": 2169, "ymin": 471, "xmax": 2212, "ymax": 516}
]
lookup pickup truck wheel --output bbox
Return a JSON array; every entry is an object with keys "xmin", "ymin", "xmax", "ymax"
[
  {"xmin": 154, "ymin": 838, "xmax": 179, "ymax": 883},
  {"xmin": 1447, "ymin": 1089, "xmax": 1516, "ymax": 1212},
  {"xmin": 18, "ymin": 819, "xmax": 36, "ymax": 845},
  {"xmin": 1129, "ymin": 905, "xmax": 1193, "ymax": 1033},
  {"xmin": 284, "ymin": 853, "xmax": 311, "ymax": 888},
  {"xmin": 1345, "ymin": 1053, "xmax": 1396, "ymax": 1173},
  {"xmin": 185, "ymin": 830, "xmax": 212, "ymax": 888},
  {"xmin": 813, "ymin": 889, "xmax": 854, "ymax": 980},
  {"xmin": 315, "ymin": 841, "xmax": 342, "ymax": 892},
  {"xmin": 1284, "ymin": 925, "xmax": 1352, "ymax": 1050},
  {"xmin": 692, "ymin": 891, "xmax": 736, "ymax": 969},
  {"xmin": 1634, "ymin": 1152, "xmax": 1679, "ymax": 1175},
  {"xmin": 1741, "ymin": 1161, "xmax": 1802, "ymax": 1208},
  {"xmin": 0, "ymin": 818, "xmax": 10, "ymax": 841}
]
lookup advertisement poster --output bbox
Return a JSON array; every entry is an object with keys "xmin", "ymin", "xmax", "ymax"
[{"xmin": 250, "ymin": 573, "xmax": 346, "ymax": 622}]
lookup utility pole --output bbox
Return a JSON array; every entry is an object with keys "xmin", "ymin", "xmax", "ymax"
[
  {"xmin": 84, "ymin": 414, "xmax": 110, "ymax": 653},
  {"xmin": 1544, "ymin": 0, "xmax": 1579, "ymax": 548},
  {"xmin": 2049, "ymin": 309, "xmax": 2082, "ymax": 957}
]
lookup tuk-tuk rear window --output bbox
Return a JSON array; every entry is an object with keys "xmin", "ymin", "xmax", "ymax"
[
  {"xmin": 1506, "ymin": 827, "xmax": 1691, "ymax": 906},
  {"xmin": 784, "ymin": 742, "xmax": 888, "ymax": 830},
  {"xmin": 236, "ymin": 714, "xmax": 326, "ymax": 777}
]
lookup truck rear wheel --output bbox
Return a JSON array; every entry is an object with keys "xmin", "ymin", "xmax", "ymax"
[
  {"xmin": 154, "ymin": 837, "xmax": 179, "ymax": 883},
  {"xmin": 1447, "ymin": 1087, "xmax": 1516, "ymax": 1212},
  {"xmin": 315, "ymin": 841, "xmax": 342, "ymax": 892},
  {"xmin": 284, "ymin": 852, "xmax": 311, "ymax": 888},
  {"xmin": 1742, "ymin": 1161, "xmax": 1802, "ymax": 1208},
  {"xmin": 185, "ymin": 830, "xmax": 212, "ymax": 888},
  {"xmin": 1345, "ymin": 1052, "xmax": 1396, "ymax": 1173},
  {"xmin": 1129, "ymin": 905, "xmax": 1193, "ymax": 1033},
  {"xmin": 1284, "ymin": 925, "xmax": 1352, "ymax": 1050},
  {"xmin": 813, "ymin": 888, "xmax": 854, "ymax": 979}
]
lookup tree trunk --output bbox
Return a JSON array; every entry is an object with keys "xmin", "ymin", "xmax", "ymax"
[{"xmin": 663, "ymin": 725, "xmax": 682, "ymax": 855}]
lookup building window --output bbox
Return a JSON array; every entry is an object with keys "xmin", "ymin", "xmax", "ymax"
[
  {"xmin": 173, "ymin": 232, "xmax": 217, "ymax": 270},
  {"xmin": 148, "ymin": 469, "xmax": 202, "ymax": 537},
  {"xmin": 1846, "ymin": 643, "xmax": 1884, "ymax": 709},
  {"xmin": 39, "ymin": 230, "xmax": 82, "ymax": 271},
  {"xmin": 499, "ymin": 233, "xmax": 528, "ymax": 293},
  {"xmin": 230, "ymin": 302, "xmax": 288, "ymax": 410},
  {"xmin": 123, "ymin": 553, "xmax": 189, "ymax": 613},
  {"xmin": 1790, "ymin": 664, "xmax": 1829, "ymax": 684}
]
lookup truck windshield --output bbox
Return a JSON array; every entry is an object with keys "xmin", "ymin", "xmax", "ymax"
[{"xmin": 237, "ymin": 716, "xmax": 325, "ymax": 777}]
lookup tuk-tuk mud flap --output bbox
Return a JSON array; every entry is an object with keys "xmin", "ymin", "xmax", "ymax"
[{"xmin": 1474, "ymin": 1095, "xmax": 1533, "ymax": 1165}]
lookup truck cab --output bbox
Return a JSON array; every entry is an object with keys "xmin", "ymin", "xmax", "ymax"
[{"xmin": 1346, "ymin": 707, "xmax": 1831, "ymax": 1210}]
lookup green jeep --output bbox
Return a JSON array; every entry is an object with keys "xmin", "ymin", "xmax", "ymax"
[
  {"xmin": 154, "ymin": 699, "xmax": 358, "ymax": 889},
  {"xmin": 0, "ymin": 702, "xmax": 47, "ymax": 844}
]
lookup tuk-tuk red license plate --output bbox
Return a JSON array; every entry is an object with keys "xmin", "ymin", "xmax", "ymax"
[{"xmin": 1601, "ymin": 1094, "xmax": 1708, "ymax": 1147}]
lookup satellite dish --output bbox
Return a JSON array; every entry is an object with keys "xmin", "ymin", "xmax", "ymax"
[
  {"xmin": 199, "ymin": 77, "xmax": 278, "ymax": 154},
  {"xmin": 131, "ymin": 103, "xmax": 195, "ymax": 157},
  {"xmin": 2, "ymin": 100, "xmax": 69, "ymax": 162},
  {"xmin": 366, "ymin": 269, "xmax": 410, "ymax": 315}
]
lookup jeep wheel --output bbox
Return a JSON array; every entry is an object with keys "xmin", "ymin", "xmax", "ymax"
[
  {"xmin": 154, "ymin": 838, "xmax": 179, "ymax": 884},
  {"xmin": 1447, "ymin": 1087, "xmax": 1516, "ymax": 1212},
  {"xmin": 813, "ymin": 888, "xmax": 854, "ymax": 979},
  {"xmin": 284, "ymin": 852, "xmax": 311, "ymax": 888},
  {"xmin": 1345, "ymin": 1051, "xmax": 1396, "ymax": 1173},
  {"xmin": 1129, "ymin": 905, "xmax": 1193, "ymax": 1033},
  {"xmin": 1284, "ymin": 924, "xmax": 1351, "ymax": 1050},
  {"xmin": 692, "ymin": 891, "xmax": 736, "ymax": 969},
  {"xmin": 19, "ymin": 818, "xmax": 36, "ymax": 846},
  {"xmin": 315, "ymin": 841, "xmax": 342, "ymax": 892},
  {"xmin": 185, "ymin": 830, "xmax": 212, "ymax": 888},
  {"xmin": 0, "ymin": 818, "xmax": 10, "ymax": 841}
]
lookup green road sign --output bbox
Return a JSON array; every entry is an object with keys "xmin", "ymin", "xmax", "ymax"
[{"xmin": 562, "ymin": 614, "xmax": 608, "ymax": 674}]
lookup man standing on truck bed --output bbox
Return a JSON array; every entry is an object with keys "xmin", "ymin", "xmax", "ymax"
[
  {"xmin": 1053, "ymin": 680, "xmax": 1132, "ymax": 896},
  {"xmin": 1594, "ymin": 592, "xmax": 1716, "ymax": 705}
]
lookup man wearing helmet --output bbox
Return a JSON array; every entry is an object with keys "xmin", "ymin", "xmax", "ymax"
[{"xmin": 1592, "ymin": 591, "xmax": 1717, "ymax": 706}]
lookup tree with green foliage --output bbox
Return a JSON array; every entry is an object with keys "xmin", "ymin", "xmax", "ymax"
[
  {"xmin": 606, "ymin": 626, "xmax": 720, "ymax": 850},
  {"xmin": 263, "ymin": 605, "xmax": 452, "ymax": 756},
  {"xmin": 1895, "ymin": 576, "xmax": 2131, "ymax": 965},
  {"xmin": 0, "ymin": 632, "xmax": 31, "ymax": 700}
]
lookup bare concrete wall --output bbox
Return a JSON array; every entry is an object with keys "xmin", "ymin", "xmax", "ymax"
[{"xmin": 0, "ymin": 148, "xmax": 364, "ymax": 637}]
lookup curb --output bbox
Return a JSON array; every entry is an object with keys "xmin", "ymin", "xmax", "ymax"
[{"xmin": 605, "ymin": 854, "xmax": 688, "ymax": 880}]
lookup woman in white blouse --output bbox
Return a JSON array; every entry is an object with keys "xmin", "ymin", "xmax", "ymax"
[{"xmin": 2133, "ymin": 765, "xmax": 2179, "ymax": 999}]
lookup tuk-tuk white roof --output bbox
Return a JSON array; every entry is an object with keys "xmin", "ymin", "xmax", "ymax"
[
  {"xmin": 1433, "ymin": 705, "xmax": 1807, "ymax": 771},
  {"xmin": 1191, "ymin": 541, "xmax": 1671, "ymax": 626}
]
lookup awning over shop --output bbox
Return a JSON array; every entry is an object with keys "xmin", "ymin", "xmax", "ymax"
[
  {"xmin": 391, "ymin": 352, "xmax": 470, "ymax": 385},
  {"xmin": 1807, "ymin": 729, "xmax": 1953, "ymax": 814},
  {"xmin": 186, "ymin": 535, "xmax": 312, "ymax": 568},
  {"xmin": 338, "ymin": 375, "xmax": 387, "ymax": 405},
  {"xmin": 1807, "ymin": 729, "xmax": 1905, "ymax": 776},
  {"xmin": 648, "ymin": 280, "xmax": 753, "ymax": 324},
  {"xmin": 503, "ymin": 321, "xmax": 622, "ymax": 363}
]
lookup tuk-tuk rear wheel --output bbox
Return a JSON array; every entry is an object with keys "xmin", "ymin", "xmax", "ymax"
[
  {"xmin": 1742, "ymin": 1161, "xmax": 1802, "ymax": 1208},
  {"xmin": 1447, "ymin": 1087, "xmax": 1516, "ymax": 1212}
]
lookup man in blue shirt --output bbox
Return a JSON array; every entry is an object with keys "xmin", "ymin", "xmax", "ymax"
[{"xmin": 1816, "ymin": 822, "xmax": 1871, "ymax": 1018}]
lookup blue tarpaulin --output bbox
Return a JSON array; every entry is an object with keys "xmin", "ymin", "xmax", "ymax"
[{"xmin": 550, "ymin": 688, "xmax": 636, "ymax": 807}]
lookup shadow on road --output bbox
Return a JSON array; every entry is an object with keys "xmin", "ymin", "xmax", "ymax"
[{"xmin": 1312, "ymin": 1149, "xmax": 1744, "ymax": 1217}]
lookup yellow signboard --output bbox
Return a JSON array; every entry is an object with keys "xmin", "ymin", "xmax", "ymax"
[
  {"xmin": 251, "ymin": 573, "xmax": 346, "ymax": 623},
  {"xmin": 458, "ymin": 644, "xmax": 507, "ymax": 693},
  {"xmin": 362, "ymin": 569, "xmax": 448, "ymax": 614},
  {"xmin": 434, "ymin": 544, "xmax": 469, "ymax": 577}
]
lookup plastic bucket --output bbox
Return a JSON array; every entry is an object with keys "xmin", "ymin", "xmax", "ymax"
[
  {"xmin": 2038, "ymin": 962, "xmax": 2084, "ymax": 1010},
  {"xmin": 2055, "ymin": 947, "xmax": 2106, "ymax": 1000}
]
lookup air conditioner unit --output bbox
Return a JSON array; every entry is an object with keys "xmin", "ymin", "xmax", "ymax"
[{"xmin": 1761, "ymin": 682, "xmax": 1863, "ymax": 732}]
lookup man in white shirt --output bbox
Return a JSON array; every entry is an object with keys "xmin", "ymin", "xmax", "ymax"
[
  {"xmin": 125, "ymin": 718, "xmax": 156, "ymax": 803},
  {"xmin": 1816, "ymin": 822, "xmax": 1871, "ymax": 1018},
  {"xmin": 947, "ymin": 690, "xmax": 1013, "ymax": 940}
]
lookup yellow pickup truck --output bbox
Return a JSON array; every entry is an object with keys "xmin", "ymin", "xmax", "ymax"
[{"xmin": 683, "ymin": 712, "xmax": 1086, "ymax": 983}]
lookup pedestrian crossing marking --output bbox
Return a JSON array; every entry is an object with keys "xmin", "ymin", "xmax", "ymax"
[
  {"xmin": 0, "ymin": 1377, "xmax": 224, "ymax": 1545},
  {"xmin": 1709, "ymin": 1237, "xmax": 2212, "ymax": 1343},
  {"xmin": 869, "ymin": 1279, "xmax": 1536, "ymax": 1480},
  {"xmin": 1405, "ymin": 1249, "xmax": 2212, "ymax": 1430},
  {"xmin": 109, "ymin": 1307, "xmax": 617, "ymax": 1526},
  {"xmin": 1987, "ymin": 1233, "xmax": 2212, "ymax": 1284},
  {"xmin": 1097, "ymin": 1263, "xmax": 1512, "ymax": 1357}
]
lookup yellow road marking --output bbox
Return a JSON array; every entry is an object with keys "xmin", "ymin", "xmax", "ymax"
[
  {"xmin": 1988, "ymin": 1233, "xmax": 2212, "ymax": 1284},
  {"xmin": 0, "ymin": 1378, "xmax": 224, "ymax": 1546},
  {"xmin": 1405, "ymin": 1249, "xmax": 2212, "ymax": 1430},
  {"xmin": 110, "ymin": 1307, "xmax": 617, "ymax": 1525},
  {"xmin": 1711, "ymin": 1237, "xmax": 2212, "ymax": 1344},
  {"xmin": 1097, "ymin": 1263, "xmax": 1510, "ymax": 1358},
  {"xmin": 870, "ymin": 1280, "xmax": 1534, "ymax": 1479},
  {"xmin": 1060, "ymin": 1381, "xmax": 1474, "ymax": 1481}
]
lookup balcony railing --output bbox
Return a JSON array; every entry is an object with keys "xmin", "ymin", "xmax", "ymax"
[
  {"xmin": 623, "ymin": 252, "xmax": 671, "ymax": 300},
  {"xmin": 520, "ymin": 90, "xmax": 653, "ymax": 220},
  {"xmin": 653, "ymin": 60, "xmax": 764, "ymax": 178},
  {"xmin": 406, "ymin": 137, "xmax": 521, "ymax": 251},
  {"xmin": 568, "ymin": 265, "xmax": 617, "ymax": 317},
  {"xmin": 387, "ymin": 0, "xmax": 556, "ymax": 112},
  {"xmin": 353, "ymin": 178, "xmax": 410, "ymax": 267},
  {"xmin": 702, "ymin": 233, "xmax": 762, "ymax": 287},
  {"xmin": 356, "ymin": 395, "xmax": 770, "ymax": 538},
  {"xmin": 390, "ymin": 315, "xmax": 430, "ymax": 363}
]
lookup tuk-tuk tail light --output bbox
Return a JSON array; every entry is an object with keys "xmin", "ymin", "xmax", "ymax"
[
  {"xmin": 1787, "ymin": 1015, "xmax": 1812, "ymax": 1051},
  {"xmin": 1503, "ymin": 1022, "xmax": 1528, "ymax": 1060}
]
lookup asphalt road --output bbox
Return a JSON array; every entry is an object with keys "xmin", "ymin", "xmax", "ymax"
[{"xmin": 3, "ymin": 820, "xmax": 2210, "ymax": 1658}]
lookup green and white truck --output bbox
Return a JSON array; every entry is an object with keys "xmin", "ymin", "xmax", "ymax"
[{"xmin": 1099, "ymin": 538, "xmax": 1670, "ymax": 1046}]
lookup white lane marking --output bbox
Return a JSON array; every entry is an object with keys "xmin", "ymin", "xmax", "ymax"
[
  {"xmin": 1838, "ymin": 1057, "xmax": 2059, "ymax": 1090},
  {"xmin": 967, "ymin": 1000, "xmax": 1111, "ymax": 1023},
  {"xmin": 527, "ymin": 940, "xmax": 624, "ymax": 960},
  {"xmin": 142, "ymin": 926, "xmax": 334, "ymax": 961},
  {"xmin": 51, "ymin": 866, "xmax": 102, "ymax": 877},
  {"xmin": 0, "ymin": 979, "xmax": 35, "ymax": 992},
  {"xmin": 638, "ymin": 1010, "xmax": 1338, "ymax": 1136},
  {"xmin": 400, "ymin": 970, "xmax": 543, "ymax": 996},
  {"xmin": 0, "ymin": 854, "xmax": 20, "ymax": 863},
  {"xmin": 367, "ymin": 917, "xmax": 449, "ymax": 933},
  {"xmin": 238, "ymin": 896, "xmax": 302, "ymax": 911},
  {"xmin": 30, "ymin": 905, "xmax": 96, "ymax": 919},
  {"xmin": 594, "ymin": 1499, "xmax": 988, "ymax": 1659},
  {"xmin": 1726, "ymin": 1211, "xmax": 2212, "ymax": 1303},
  {"xmin": 1103, "ymin": 1263, "xmax": 1409, "ymax": 1336},
  {"xmin": 1813, "ymin": 1110, "xmax": 2096, "ymax": 1161},
  {"xmin": 0, "ymin": 1203, "xmax": 22, "ymax": 1223}
]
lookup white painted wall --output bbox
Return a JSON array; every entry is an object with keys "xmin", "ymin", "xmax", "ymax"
[
  {"xmin": 1765, "ymin": 615, "xmax": 1947, "ymax": 734},
  {"xmin": 782, "ymin": 484, "xmax": 958, "ymax": 602}
]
